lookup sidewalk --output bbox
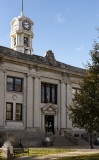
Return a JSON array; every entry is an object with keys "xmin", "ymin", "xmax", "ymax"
[{"xmin": 15, "ymin": 146, "xmax": 99, "ymax": 160}]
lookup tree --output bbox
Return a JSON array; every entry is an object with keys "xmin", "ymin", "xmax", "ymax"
[{"xmin": 68, "ymin": 42, "xmax": 99, "ymax": 149}]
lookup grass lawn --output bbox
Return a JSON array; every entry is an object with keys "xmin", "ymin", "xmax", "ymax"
[
  {"xmin": 0, "ymin": 148, "xmax": 74, "ymax": 159},
  {"xmin": 56, "ymin": 154, "xmax": 99, "ymax": 160},
  {"xmin": 1, "ymin": 148, "xmax": 99, "ymax": 160},
  {"xmin": 28, "ymin": 148, "xmax": 74, "ymax": 156}
]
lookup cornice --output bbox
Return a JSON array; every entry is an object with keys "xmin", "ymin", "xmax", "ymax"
[
  {"xmin": 0, "ymin": 56, "xmax": 4, "ymax": 64},
  {"xmin": 0, "ymin": 46, "xmax": 86, "ymax": 79}
]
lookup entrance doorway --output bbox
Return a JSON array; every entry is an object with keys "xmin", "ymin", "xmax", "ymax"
[{"xmin": 45, "ymin": 115, "xmax": 54, "ymax": 134}]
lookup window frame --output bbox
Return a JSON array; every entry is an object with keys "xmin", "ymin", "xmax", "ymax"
[
  {"xmin": 6, "ymin": 103, "xmax": 13, "ymax": 120},
  {"xmin": 16, "ymin": 103, "xmax": 22, "ymax": 121},
  {"xmin": 7, "ymin": 76, "xmax": 23, "ymax": 92},
  {"xmin": 72, "ymin": 88, "xmax": 81, "ymax": 99},
  {"xmin": 41, "ymin": 83, "xmax": 57, "ymax": 104},
  {"xmin": 24, "ymin": 36, "xmax": 29, "ymax": 47}
]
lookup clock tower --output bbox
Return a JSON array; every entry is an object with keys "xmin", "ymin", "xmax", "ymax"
[{"xmin": 10, "ymin": 11, "xmax": 34, "ymax": 54}]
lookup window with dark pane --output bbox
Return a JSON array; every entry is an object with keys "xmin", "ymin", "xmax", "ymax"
[
  {"xmin": 46, "ymin": 84, "xmax": 50, "ymax": 103},
  {"xmin": 52, "ymin": 85, "xmax": 57, "ymax": 104},
  {"xmin": 6, "ymin": 103, "xmax": 13, "ymax": 120},
  {"xmin": 16, "ymin": 104, "xmax": 22, "ymax": 120},
  {"xmin": 41, "ymin": 84, "xmax": 45, "ymax": 103},
  {"xmin": 7, "ymin": 76, "xmax": 23, "ymax": 92},
  {"xmin": 72, "ymin": 88, "xmax": 81, "ymax": 99},
  {"xmin": 7, "ymin": 77, "xmax": 14, "ymax": 91},
  {"xmin": 24, "ymin": 37, "xmax": 28, "ymax": 47},
  {"xmin": 41, "ymin": 83, "xmax": 57, "ymax": 104},
  {"xmin": 15, "ymin": 78, "xmax": 22, "ymax": 92},
  {"xmin": 14, "ymin": 37, "xmax": 16, "ymax": 46}
]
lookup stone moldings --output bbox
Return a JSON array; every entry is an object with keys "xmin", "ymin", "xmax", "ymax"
[
  {"xmin": 12, "ymin": 95, "xmax": 17, "ymax": 101},
  {"xmin": 0, "ymin": 46, "xmax": 86, "ymax": 74},
  {"xmin": 44, "ymin": 50, "xmax": 56, "ymax": 66},
  {"xmin": 0, "ymin": 56, "xmax": 4, "ymax": 64},
  {"xmin": 41, "ymin": 103, "xmax": 58, "ymax": 115}
]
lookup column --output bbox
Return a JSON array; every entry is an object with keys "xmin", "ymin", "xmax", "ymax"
[
  {"xmin": 0, "ymin": 69, "xmax": 5, "ymax": 127},
  {"xmin": 66, "ymin": 82, "xmax": 72, "ymax": 128},
  {"xmin": 57, "ymin": 82, "xmax": 61, "ymax": 131},
  {"xmin": 23, "ymin": 76, "xmax": 27, "ymax": 129},
  {"xmin": 60, "ymin": 80, "xmax": 66, "ymax": 130},
  {"xmin": 33, "ymin": 76, "xmax": 40, "ymax": 129},
  {"xmin": 26, "ymin": 74, "xmax": 34, "ymax": 129},
  {"xmin": 16, "ymin": 34, "xmax": 18, "ymax": 46}
]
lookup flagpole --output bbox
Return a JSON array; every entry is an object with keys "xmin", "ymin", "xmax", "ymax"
[{"xmin": 21, "ymin": 0, "xmax": 23, "ymax": 16}]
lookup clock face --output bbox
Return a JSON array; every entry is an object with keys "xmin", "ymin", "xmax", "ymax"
[{"xmin": 22, "ymin": 20, "xmax": 31, "ymax": 31}]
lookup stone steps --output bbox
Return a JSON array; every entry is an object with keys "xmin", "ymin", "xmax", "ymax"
[
  {"xmin": 78, "ymin": 138, "xmax": 89, "ymax": 146},
  {"xmin": 53, "ymin": 135, "xmax": 75, "ymax": 146}
]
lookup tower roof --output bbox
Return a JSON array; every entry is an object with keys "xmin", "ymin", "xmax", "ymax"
[{"xmin": 10, "ymin": 14, "xmax": 34, "ymax": 25}]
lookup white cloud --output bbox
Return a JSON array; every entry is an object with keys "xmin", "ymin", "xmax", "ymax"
[
  {"xmin": 57, "ymin": 13, "xmax": 65, "ymax": 24},
  {"xmin": 76, "ymin": 45, "xmax": 84, "ymax": 51}
]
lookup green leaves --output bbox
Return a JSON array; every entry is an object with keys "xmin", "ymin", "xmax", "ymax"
[{"xmin": 68, "ymin": 42, "xmax": 99, "ymax": 134}]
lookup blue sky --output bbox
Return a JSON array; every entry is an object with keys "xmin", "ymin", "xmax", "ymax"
[{"xmin": 0, "ymin": 0, "xmax": 99, "ymax": 68}]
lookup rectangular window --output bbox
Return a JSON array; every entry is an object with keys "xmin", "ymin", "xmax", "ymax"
[
  {"xmin": 41, "ymin": 83, "xmax": 57, "ymax": 104},
  {"xmin": 72, "ymin": 88, "xmax": 81, "ymax": 99},
  {"xmin": 7, "ymin": 76, "xmax": 23, "ymax": 92},
  {"xmin": 6, "ymin": 103, "xmax": 13, "ymax": 120},
  {"xmin": 15, "ymin": 78, "xmax": 22, "ymax": 92},
  {"xmin": 24, "ymin": 37, "xmax": 28, "ymax": 47},
  {"xmin": 52, "ymin": 85, "xmax": 56, "ymax": 104},
  {"xmin": 14, "ymin": 37, "xmax": 16, "ymax": 46},
  {"xmin": 41, "ymin": 84, "xmax": 45, "ymax": 103},
  {"xmin": 7, "ymin": 77, "xmax": 14, "ymax": 91},
  {"xmin": 16, "ymin": 104, "xmax": 22, "ymax": 121},
  {"xmin": 46, "ymin": 84, "xmax": 50, "ymax": 103}
]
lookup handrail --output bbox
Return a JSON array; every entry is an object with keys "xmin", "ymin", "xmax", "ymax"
[{"xmin": 64, "ymin": 131, "xmax": 78, "ymax": 145}]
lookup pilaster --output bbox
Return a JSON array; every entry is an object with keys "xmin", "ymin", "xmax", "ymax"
[
  {"xmin": 60, "ymin": 80, "xmax": 66, "ymax": 129},
  {"xmin": 0, "ymin": 69, "xmax": 5, "ymax": 127},
  {"xmin": 26, "ymin": 74, "xmax": 34, "ymax": 129},
  {"xmin": 57, "ymin": 82, "xmax": 61, "ymax": 131},
  {"xmin": 66, "ymin": 81, "xmax": 72, "ymax": 128},
  {"xmin": 23, "ymin": 76, "xmax": 27, "ymax": 129},
  {"xmin": 33, "ymin": 76, "xmax": 40, "ymax": 129}
]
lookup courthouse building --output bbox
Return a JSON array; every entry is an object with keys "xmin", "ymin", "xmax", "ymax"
[{"xmin": 0, "ymin": 11, "xmax": 86, "ymax": 146}]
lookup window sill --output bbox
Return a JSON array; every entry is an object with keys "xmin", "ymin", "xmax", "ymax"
[
  {"xmin": 6, "ymin": 120, "xmax": 23, "ymax": 122},
  {"xmin": 41, "ymin": 102, "xmax": 57, "ymax": 105},
  {"xmin": 6, "ymin": 90, "xmax": 24, "ymax": 94}
]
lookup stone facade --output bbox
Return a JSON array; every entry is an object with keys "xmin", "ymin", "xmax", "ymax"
[
  {"xmin": 0, "ymin": 12, "xmax": 87, "ymax": 146},
  {"xmin": 0, "ymin": 46, "xmax": 86, "ymax": 143}
]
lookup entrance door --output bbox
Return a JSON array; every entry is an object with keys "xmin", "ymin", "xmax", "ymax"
[{"xmin": 45, "ymin": 115, "xmax": 54, "ymax": 134}]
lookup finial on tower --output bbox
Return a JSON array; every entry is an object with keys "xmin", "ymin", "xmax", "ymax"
[{"xmin": 21, "ymin": 0, "xmax": 23, "ymax": 16}]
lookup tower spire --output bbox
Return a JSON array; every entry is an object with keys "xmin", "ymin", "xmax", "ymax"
[{"xmin": 21, "ymin": 0, "xmax": 23, "ymax": 16}]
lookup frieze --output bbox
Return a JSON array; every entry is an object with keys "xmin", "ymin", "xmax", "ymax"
[
  {"xmin": 0, "ymin": 56, "xmax": 4, "ymax": 64},
  {"xmin": 29, "ymin": 64, "xmax": 34, "ymax": 70}
]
